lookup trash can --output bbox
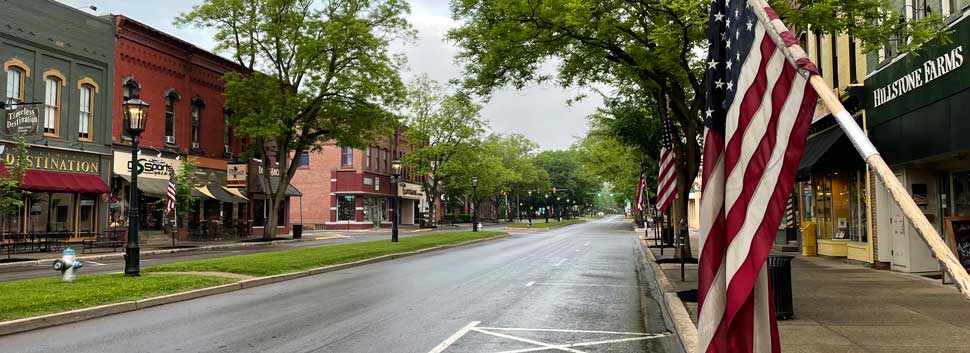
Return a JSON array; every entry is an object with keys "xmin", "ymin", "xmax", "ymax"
[
  {"xmin": 292, "ymin": 224, "xmax": 303, "ymax": 239},
  {"xmin": 767, "ymin": 255, "xmax": 794, "ymax": 320}
]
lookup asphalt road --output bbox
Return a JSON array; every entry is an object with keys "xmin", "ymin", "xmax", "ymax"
[
  {"xmin": 0, "ymin": 216, "xmax": 683, "ymax": 353},
  {"xmin": 0, "ymin": 225, "xmax": 487, "ymax": 282}
]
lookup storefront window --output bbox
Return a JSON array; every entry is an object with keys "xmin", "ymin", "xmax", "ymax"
[
  {"xmin": 813, "ymin": 176, "xmax": 834, "ymax": 240},
  {"xmin": 140, "ymin": 196, "xmax": 163, "ymax": 231},
  {"xmin": 847, "ymin": 171, "xmax": 868, "ymax": 242},
  {"xmin": 252, "ymin": 199, "xmax": 285, "ymax": 227},
  {"xmin": 952, "ymin": 171, "xmax": 970, "ymax": 217},
  {"xmin": 337, "ymin": 195, "xmax": 355, "ymax": 221},
  {"xmin": 812, "ymin": 171, "xmax": 866, "ymax": 242},
  {"xmin": 1, "ymin": 204, "xmax": 23, "ymax": 234}
]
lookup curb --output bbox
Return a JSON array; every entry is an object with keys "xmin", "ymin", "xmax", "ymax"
[
  {"xmin": 0, "ymin": 238, "xmax": 307, "ymax": 269},
  {"xmin": 637, "ymin": 236, "xmax": 697, "ymax": 353},
  {"xmin": 0, "ymin": 233, "xmax": 511, "ymax": 336}
]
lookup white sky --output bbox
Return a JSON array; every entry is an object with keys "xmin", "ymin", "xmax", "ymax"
[{"xmin": 55, "ymin": 0, "xmax": 601, "ymax": 150}]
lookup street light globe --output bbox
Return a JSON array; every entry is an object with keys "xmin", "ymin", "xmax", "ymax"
[
  {"xmin": 391, "ymin": 159, "xmax": 402, "ymax": 176},
  {"xmin": 472, "ymin": 176, "xmax": 478, "ymax": 187},
  {"xmin": 123, "ymin": 98, "xmax": 150, "ymax": 135}
]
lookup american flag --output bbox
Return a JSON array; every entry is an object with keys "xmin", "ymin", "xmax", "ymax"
[
  {"xmin": 656, "ymin": 114, "xmax": 677, "ymax": 213},
  {"xmin": 696, "ymin": 0, "xmax": 819, "ymax": 351},
  {"xmin": 166, "ymin": 173, "xmax": 177, "ymax": 215}
]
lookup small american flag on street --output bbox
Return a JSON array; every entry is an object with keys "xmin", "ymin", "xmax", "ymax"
[
  {"xmin": 655, "ymin": 114, "xmax": 677, "ymax": 213},
  {"xmin": 166, "ymin": 173, "xmax": 177, "ymax": 215},
  {"xmin": 696, "ymin": 0, "xmax": 820, "ymax": 351},
  {"xmin": 635, "ymin": 174, "xmax": 646, "ymax": 212}
]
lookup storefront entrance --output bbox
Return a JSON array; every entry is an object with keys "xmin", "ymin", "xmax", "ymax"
[{"xmin": 363, "ymin": 196, "xmax": 387, "ymax": 228}]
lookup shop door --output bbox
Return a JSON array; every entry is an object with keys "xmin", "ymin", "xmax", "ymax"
[
  {"xmin": 890, "ymin": 196, "xmax": 909, "ymax": 269},
  {"xmin": 363, "ymin": 197, "xmax": 385, "ymax": 228}
]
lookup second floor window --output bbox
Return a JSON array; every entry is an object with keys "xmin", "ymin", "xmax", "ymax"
[
  {"xmin": 165, "ymin": 94, "xmax": 176, "ymax": 143},
  {"xmin": 191, "ymin": 105, "xmax": 201, "ymax": 147},
  {"xmin": 366, "ymin": 147, "xmax": 372, "ymax": 169},
  {"xmin": 78, "ymin": 85, "xmax": 94, "ymax": 140},
  {"xmin": 43, "ymin": 77, "xmax": 60, "ymax": 136},
  {"xmin": 5, "ymin": 67, "xmax": 24, "ymax": 108},
  {"xmin": 223, "ymin": 109, "xmax": 231, "ymax": 146},
  {"xmin": 341, "ymin": 146, "xmax": 353, "ymax": 166},
  {"xmin": 299, "ymin": 151, "xmax": 310, "ymax": 168}
]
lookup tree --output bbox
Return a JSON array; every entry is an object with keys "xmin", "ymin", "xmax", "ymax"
[
  {"xmin": 0, "ymin": 137, "xmax": 29, "ymax": 258},
  {"xmin": 402, "ymin": 76, "xmax": 486, "ymax": 227},
  {"xmin": 482, "ymin": 133, "xmax": 548, "ymax": 220},
  {"xmin": 447, "ymin": 0, "xmax": 943, "ymax": 249},
  {"xmin": 166, "ymin": 157, "xmax": 200, "ymax": 236},
  {"xmin": 534, "ymin": 149, "xmax": 598, "ymax": 219},
  {"xmin": 177, "ymin": 0, "xmax": 413, "ymax": 238},
  {"xmin": 575, "ymin": 129, "xmax": 646, "ymax": 213}
]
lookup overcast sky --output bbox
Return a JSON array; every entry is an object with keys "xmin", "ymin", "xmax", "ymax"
[{"xmin": 55, "ymin": 0, "xmax": 601, "ymax": 150}]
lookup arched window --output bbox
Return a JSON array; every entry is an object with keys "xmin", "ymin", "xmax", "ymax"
[
  {"xmin": 164, "ymin": 90, "xmax": 179, "ymax": 144},
  {"xmin": 4, "ymin": 65, "xmax": 25, "ymax": 108},
  {"xmin": 78, "ymin": 84, "xmax": 94, "ymax": 140},
  {"xmin": 43, "ymin": 73, "xmax": 63, "ymax": 136},
  {"xmin": 190, "ymin": 96, "xmax": 205, "ymax": 149}
]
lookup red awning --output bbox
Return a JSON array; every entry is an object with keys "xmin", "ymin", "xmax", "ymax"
[{"xmin": 21, "ymin": 170, "xmax": 109, "ymax": 194}]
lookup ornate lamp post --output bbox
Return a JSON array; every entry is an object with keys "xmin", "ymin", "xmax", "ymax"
[
  {"xmin": 391, "ymin": 159, "xmax": 402, "ymax": 242},
  {"xmin": 527, "ymin": 190, "xmax": 533, "ymax": 225},
  {"xmin": 471, "ymin": 176, "xmax": 479, "ymax": 232},
  {"xmin": 123, "ymin": 98, "xmax": 149, "ymax": 277}
]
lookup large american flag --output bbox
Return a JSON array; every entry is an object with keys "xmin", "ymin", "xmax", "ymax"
[
  {"xmin": 696, "ymin": 0, "xmax": 819, "ymax": 351},
  {"xmin": 656, "ymin": 114, "xmax": 678, "ymax": 213},
  {"xmin": 166, "ymin": 173, "xmax": 177, "ymax": 215}
]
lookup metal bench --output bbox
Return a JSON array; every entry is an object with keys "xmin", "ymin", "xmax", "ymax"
[{"xmin": 81, "ymin": 229, "xmax": 125, "ymax": 254}]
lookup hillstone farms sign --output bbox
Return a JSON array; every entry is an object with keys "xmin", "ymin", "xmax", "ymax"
[
  {"xmin": 871, "ymin": 46, "xmax": 964, "ymax": 108},
  {"xmin": 4, "ymin": 106, "xmax": 39, "ymax": 136}
]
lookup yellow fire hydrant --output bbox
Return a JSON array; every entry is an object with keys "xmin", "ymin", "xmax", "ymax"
[{"xmin": 801, "ymin": 221, "xmax": 817, "ymax": 256}]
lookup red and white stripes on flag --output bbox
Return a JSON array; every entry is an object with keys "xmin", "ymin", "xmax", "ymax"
[
  {"xmin": 166, "ymin": 174, "xmax": 177, "ymax": 215},
  {"xmin": 656, "ymin": 115, "xmax": 678, "ymax": 213},
  {"xmin": 635, "ymin": 174, "xmax": 646, "ymax": 211},
  {"xmin": 697, "ymin": 0, "xmax": 819, "ymax": 351}
]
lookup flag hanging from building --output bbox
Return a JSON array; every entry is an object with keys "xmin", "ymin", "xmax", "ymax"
[
  {"xmin": 166, "ymin": 173, "xmax": 177, "ymax": 215},
  {"xmin": 656, "ymin": 114, "xmax": 678, "ymax": 213},
  {"xmin": 635, "ymin": 174, "xmax": 646, "ymax": 211},
  {"xmin": 696, "ymin": 0, "xmax": 819, "ymax": 351}
]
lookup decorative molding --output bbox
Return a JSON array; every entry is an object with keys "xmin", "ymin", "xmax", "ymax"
[
  {"xmin": 191, "ymin": 95, "xmax": 206, "ymax": 107},
  {"xmin": 77, "ymin": 77, "xmax": 99, "ymax": 93},
  {"xmin": 164, "ymin": 88, "xmax": 181, "ymax": 101},
  {"xmin": 122, "ymin": 75, "xmax": 141, "ymax": 89},
  {"xmin": 42, "ymin": 69, "xmax": 67, "ymax": 86},
  {"xmin": 3, "ymin": 58, "xmax": 30, "ymax": 77}
]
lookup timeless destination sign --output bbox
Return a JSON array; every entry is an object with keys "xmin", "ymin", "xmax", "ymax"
[
  {"xmin": 4, "ymin": 106, "xmax": 39, "ymax": 136},
  {"xmin": 871, "ymin": 46, "xmax": 964, "ymax": 108}
]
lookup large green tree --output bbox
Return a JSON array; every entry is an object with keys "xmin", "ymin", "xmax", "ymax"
[
  {"xmin": 177, "ymin": 0, "xmax": 412, "ymax": 237},
  {"xmin": 534, "ymin": 149, "xmax": 598, "ymax": 219},
  {"xmin": 402, "ymin": 76, "xmax": 486, "ymax": 227}
]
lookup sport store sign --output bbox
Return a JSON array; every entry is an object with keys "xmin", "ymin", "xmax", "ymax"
[{"xmin": 112, "ymin": 151, "xmax": 180, "ymax": 179}]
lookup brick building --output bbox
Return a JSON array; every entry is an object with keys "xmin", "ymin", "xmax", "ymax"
[
  {"xmin": 109, "ymin": 16, "xmax": 252, "ymax": 239},
  {"xmin": 290, "ymin": 129, "xmax": 425, "ymax": 230}
]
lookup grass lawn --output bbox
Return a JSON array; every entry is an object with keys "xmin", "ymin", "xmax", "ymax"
[
  {"xmin": 507, "ymin": 219, "xmax": 585, "ymax": 229},
  {"xmin": 147, "ymin": 231, "xmax": 506, "ymax": 277},
  {"xmin": 0, "ymin": 273, "xmax": 235, "ymax": 322}
]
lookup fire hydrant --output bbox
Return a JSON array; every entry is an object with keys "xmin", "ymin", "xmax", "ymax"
[{"xmin": 52, "ymin": 248, "xmax": 82, "ymax": 283}]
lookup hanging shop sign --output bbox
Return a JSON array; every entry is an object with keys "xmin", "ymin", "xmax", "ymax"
[
  {"xmin": 399, "ymin": 182, "xmax": 425, "ymax": 200},
  {"xmin": 227, "ymin": 163, "xmax": 247, "ymax": 186},
  {"xmin": 112, "ymin": 151, "xmax": 179, "ymax": 179},
  {"xmin": 4, "ymin": 106, "xmax": 39, "ymax": 136},
  {"xmin": 2, "ymin": 145, "xmax": 101, "ymax": 174}
]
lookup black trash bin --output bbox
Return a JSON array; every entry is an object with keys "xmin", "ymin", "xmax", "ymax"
[
  {"xmin": 292, "ymin": 224, "xmax": 303, "ymax": 239},
  {"xmin": 767, "ymin": 255, "xmax": 794, "ymax": 320}
]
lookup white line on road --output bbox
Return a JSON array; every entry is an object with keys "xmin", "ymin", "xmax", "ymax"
[
  {"xmin": 85, "ymin": 261, "xmax": 107, "ymax": 266},
  {"xmin": 525, "ymin": 281, "xmax": 536, "ymax": 287},
  {"xmin": 584, "ymin": 241, "xmax": 590, "ymax": 246},
  {"xmin": 493, "ymin": 334, "xmax": 672, "ymax": 353},
  {"xmin": 574, "ymin": 249, "xmax": 580, "ymax": 252},
  {"xmin": 530, "ymin": 282, "xmax": 641, "ymax": 288},
  {"xmin": 471, "ymin": 328, "xmax": 588, "ymax": 353},
  {"xmin": 426, "ymin": 321, "xmax": 480, "ymax": 353},
  {"xmin": 476, "ymin": 327, "xmax": 654, "ymax": 335},
  {"xmin": 554, "ymin": 258, "xmax": 567, "ymax": 266}
]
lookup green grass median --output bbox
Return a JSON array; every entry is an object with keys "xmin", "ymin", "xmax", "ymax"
[
  {"xmin": 146, "ymin": 231, "xmax": 506, "ymax": 277},
  {"xmin": 0, "ymin": 274, "xmax": 235, "ymax": 322},
  {"xmin": 507, "ymin": 219, "xmax": 585, "ymax": 229}
]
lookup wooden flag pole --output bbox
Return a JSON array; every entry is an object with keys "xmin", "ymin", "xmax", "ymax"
[
  {"xmin": 811, "ymin": 77, "xmax": 970, "ymax": 299},
  {"xmin": 745, "ymin": 0, "xmax": 970, "ymax": 301}
]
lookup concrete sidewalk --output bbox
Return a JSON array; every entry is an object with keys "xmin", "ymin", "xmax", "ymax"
[{"xmin": 647, "ymin": 230, "xmax": 970, "ymax": 353}]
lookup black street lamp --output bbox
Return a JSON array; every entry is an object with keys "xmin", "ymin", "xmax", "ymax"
[
  {"xmin": 391, "ymin": 159, "xmax": 402, "ymax": 242},
  {"xmin": 527, "ymin": 190, "xmax": 533, "ymax": 225},
  {"xmin": 471, "ymin": 176, "xmax": 479, "ymax": 232},
  {"xmin": 123, "ymin": 98, "xmax": 149, "ymax": 277},
  {"xmin": 544, "ymin": 193, "xmax": 549, "ymax": 223}
]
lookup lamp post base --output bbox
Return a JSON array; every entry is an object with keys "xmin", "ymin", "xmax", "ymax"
[{"xmin": 124, "ymin": 246, "xmax": 140, "ymax": 277}]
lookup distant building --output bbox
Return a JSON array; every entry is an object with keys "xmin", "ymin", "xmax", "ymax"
[
  {"xmin": 290, "ymin": 129, "xmax": 426, "ymax": 230},
  {"xmin": 0, "ymin": 0, "xmax": 114, "ymax": 238}
]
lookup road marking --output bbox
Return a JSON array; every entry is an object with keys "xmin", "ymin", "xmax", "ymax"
[
  {"xmin": 525, "ymin": 281, "xmax": 536, "ymax": 287},
  {"xmin": 85, "ymin": 261, "xmax": 106, "ymax": 266},
  {"xmin": 426, "ymin": 321, "xmax": 480, "ymax": 353},
  {"xmin": 476, "ymin": 327, "xmax": 653, "ymax": 335},
  {"xmin": 530, "ymin": 282, "xmax": 641, "ymax": 288},
  {"xmin": 554, "ymin": 258, "xmax": 567, "ymax": 266},
  {"xmin": 471, "ymin": 328, "xmax": 588, "ymax": 353},
  {"xmin": 574, "ymin": 249, "xmax": 580, "ymax": 252},
  {"xmin": 493, "ymin": 334, "xmax": 672, "ymax": 353},
  {"xmin": 583, "ymin": 241, "xmax": 590, "ymax": 246}
]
